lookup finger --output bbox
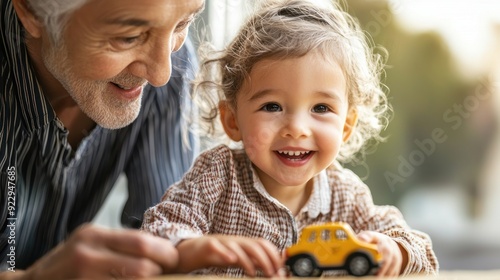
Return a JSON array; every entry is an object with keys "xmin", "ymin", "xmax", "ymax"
[
  {"xmin": 376, "ymin": 255, "xmax": 391, "ymax": 276},
  {"xmin": 103, "ymin": 253, "xmax": 163, "ymax": 278},
  {"xmin": 390, "ymin": 260, "xmax": 401, "ymax": 277},
  {"xmin": 94, "ymin": 227, "xmax": 179, "ymax": 273},
  {"xmin": 376, "ymin": 242, "xmax": 390, "ymax": 276},
  {"xmin": 238, "ymin": 241, "xmax": 277, "ymax": 277},
  {"xmin": 377, "ymin": 241, "xmax": 399, "ymax": 277},
  {"xmin": 388, "ymin": 248, "xmax": 402, "ymax": 277},
  {"xmin": 224, "ymin": 241, "xmax": 257, "ymax": 276},
  {"xmin": 71, "ymin": 241, "xmax": 163, "ymax": 278},
  {"xmin": 175, "ymin": 237, "xmax": 236, "ymax": 273},
  {"xmin": 383, "ymin": 241, "xmax": 402, "ymax": 277},
  {"xmin": 357, "ymin": 231, "xmax": 377, "ymax": 243},
  {"xmin": 200, "ymin": 237, "xmax": 238, "ymax": 265},
  {"xmin": 255, "ymin": 239, "xmax": 283, "ymax": 276}
]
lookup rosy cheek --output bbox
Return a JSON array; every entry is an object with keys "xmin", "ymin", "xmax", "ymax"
[{"xmin": 243, "ymin": 126, "xmax": 275, "ymax": 159}]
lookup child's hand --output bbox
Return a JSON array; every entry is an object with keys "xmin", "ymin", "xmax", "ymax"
[
  {"xmin": 175, "ymin": 235, "xmax": 284, "ymax": 277},
  {"xmin": 357, "ymin": 231, "xmax": 407, "ymax": 277}
]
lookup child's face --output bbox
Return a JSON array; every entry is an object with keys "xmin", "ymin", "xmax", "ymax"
[{"xmin": 220, "ymin": 51, "xmax": 357, "ymax": 189}]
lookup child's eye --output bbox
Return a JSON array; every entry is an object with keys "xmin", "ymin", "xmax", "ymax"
[
  {"xmin": 260, "ymin": 103, "xmax": 282, "ymax": 112},
  {"xmin": 313, "ymin": 104, "xmax": 331, "ymax": 113}
]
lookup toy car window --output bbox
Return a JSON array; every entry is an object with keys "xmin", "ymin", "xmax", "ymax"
[
  {"xmin": 335, "ymin": 229, "xmax": 347, "ymax": 240},
  {"xmin": 307, "ymin": 231, "xmax": 317, "ymax": 243},
  {"xmin": 321, "ymin": 229, "xmax": 331, "ymax": 241}
]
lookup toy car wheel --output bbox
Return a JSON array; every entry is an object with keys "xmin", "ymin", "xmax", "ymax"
[
  {"xmin": 346, "ymin": 252, "xmax": 372, "ymax": 277},
  {"xmin": 288, "ymin": 254, "xmax": 319, "ymax": 277}
]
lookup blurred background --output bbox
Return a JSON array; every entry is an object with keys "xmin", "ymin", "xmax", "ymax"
[{"xmin": 94, "ymin": 0, "xmax": 500, "ymax": 271}]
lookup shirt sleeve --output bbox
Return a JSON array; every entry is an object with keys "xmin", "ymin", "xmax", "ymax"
[
  {"xmin": 140, "ymin": 188, "xmax": 208, "ymax": 246},
  {"xmin": 123, "ymin": 37, "xmax": 200, "ymax": 228},
  {"xmin": 347, "ymin": 173, "xmax": 439, "ymax": 275},
  {"xmin": 140, "ymin": 146, "xmax": 230, "ymax": 245}
]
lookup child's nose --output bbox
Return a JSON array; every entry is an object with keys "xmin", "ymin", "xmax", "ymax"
[{"xmin": 281, "ymin": 115, "xmax": 312, "ymax": 139}]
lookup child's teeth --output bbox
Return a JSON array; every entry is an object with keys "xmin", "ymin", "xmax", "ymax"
[{"xmin": 278, "ymin": 151, "xmax": 309, "ymax": 156}]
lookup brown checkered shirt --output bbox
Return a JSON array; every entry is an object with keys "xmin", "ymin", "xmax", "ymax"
[{"xmin": 142, "ymin": 145, "xmax": 438, "ymax": 276}]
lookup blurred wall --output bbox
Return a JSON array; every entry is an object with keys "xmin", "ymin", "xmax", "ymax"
[{"xmin": 345, "ymin": 0, "xmax": 500, "ymax": 270}]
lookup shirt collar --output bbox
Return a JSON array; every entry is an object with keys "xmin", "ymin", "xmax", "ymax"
[
  {"xmin": 251, "ymin": 166, "xmax": 287, "ymax": 209},
  {"xmin": 250, "ymin": 166, "xmax": 331, "ymax": 218},
  {"xmin": 303, "ymin": 170, "xmax": 331, "ymax": 218},
  {"xmin": 2, "ymin": 1, "xmax": 57, "ymax": 132}
]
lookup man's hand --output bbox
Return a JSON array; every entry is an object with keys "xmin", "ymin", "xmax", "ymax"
[
  {"xmin": 357, "ymin": 231, "xmax": 408, "ymax": 277},
  {"xmin": 176, "ymin": 235, "xmax": 284, "ymax": 277},
  {"xmin": 17, "ymin": 224, "xmax": 178, "ymax": 279}
]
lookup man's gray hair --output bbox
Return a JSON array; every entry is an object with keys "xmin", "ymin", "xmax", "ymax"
[{"xmin": 26, "ymin": 0, "xmax": 88, "ymax": 43}]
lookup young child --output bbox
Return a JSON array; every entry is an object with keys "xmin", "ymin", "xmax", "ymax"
[{"xmin": 141, "ymin": 0, "xmax": 438, "ymax": 277}]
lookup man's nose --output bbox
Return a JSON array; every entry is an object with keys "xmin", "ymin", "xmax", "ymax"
[{"xmin": 144, "ymin": 36, "xmax": 173, "ymax": 87}]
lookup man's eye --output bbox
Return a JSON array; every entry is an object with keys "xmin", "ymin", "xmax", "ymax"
[
  {"xmin": 112, "ymin": 34, "xmax": 146, "ymax": 49},
  {"xmin": 174, "ymin": 20, "xmax": 192, "ymax": 32},
  {"xmin": 120, "ymin": 36, "xmax": 140, "ymax": 44},
  {"xmin": 175, "ymin": 13, "xmax": 200, "ymax": 32},
  {"xmin": 313, "ymin": 104, "xmax": 330, "ymax": 113},
  {"xmin": 261, "ymin": 103, "xmax": 282, "ymax": 112}
]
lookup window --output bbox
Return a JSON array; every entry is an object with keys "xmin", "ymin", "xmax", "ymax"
[
  {"xmin": 308, "ymin": 231, "xmax": 317, "ymax": 243},
  {"xmin": 321, "ymin": 229, "xmax": 331, "ymax": 241},
  {"xmin": 191, "ymin": 0, "xmax": 253, "ymax": 49},
  {"xmin": 335, "ymin": 229, "xmax": 348, "ymax": 241}
]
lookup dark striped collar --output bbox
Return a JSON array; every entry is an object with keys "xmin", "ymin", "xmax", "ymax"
[{"xmin": 1, "ymin": 0, "xmax": 57, "ymax": 133}]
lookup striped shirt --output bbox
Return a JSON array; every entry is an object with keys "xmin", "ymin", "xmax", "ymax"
[
  {"xmin": 142, "ymin": 145, "xmax": 439, "ymax": 277},
  {"xmin": 0, "ymin": 0, "xmax": 198, "ymax": 270}
]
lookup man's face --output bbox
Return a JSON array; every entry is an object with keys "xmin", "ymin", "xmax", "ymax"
[{"xmin": 42, "ymin": 0, "xmax": 204, "ymax": 129}]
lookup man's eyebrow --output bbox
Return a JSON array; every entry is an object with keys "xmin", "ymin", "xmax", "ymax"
[
  {"xmin": 105, "ymin": 18, "xmax": 150, "ymax": 27},
  {"xmin": 104, "ymin": 4, "xmax": 204, "ymax": 27}
]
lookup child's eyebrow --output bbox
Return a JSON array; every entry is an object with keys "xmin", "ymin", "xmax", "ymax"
[
  {"xmin": 316, "ymin": 90, "xmax": 345, "ymax": 103},
  {"xmin": 247, "ymin": 89, "xmax": 275, "ymax": 102},
  {"xmin": 249, "ymin": 89, "xmax": 345, "ymax": 103}
]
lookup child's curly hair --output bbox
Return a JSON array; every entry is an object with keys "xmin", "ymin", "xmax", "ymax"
[{"xmin": 192, "ymin": 0, "xmax": 390, "ymax": 163}]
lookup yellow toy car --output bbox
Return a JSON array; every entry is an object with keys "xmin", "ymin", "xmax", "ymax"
[{"xmin": 285, "ymin": 222, "xmax": 382, "ymax": 277}]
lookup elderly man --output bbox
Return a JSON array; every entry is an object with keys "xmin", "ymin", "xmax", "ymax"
[{"xmin": 1, "ymin": 0, "xmax": 204, "ymax": 278}]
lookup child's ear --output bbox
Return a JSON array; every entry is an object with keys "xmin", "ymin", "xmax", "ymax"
[
  {"xmin": 219, "ymin": 101, "xmax": 242, "ymax": 142},
  {"xmin": 12, "ymin": 0, "xmax": 43, "ymax": 38},
  {"xmin": 342, "ymin": 107, "xmax": 358, "ymax": 143}
]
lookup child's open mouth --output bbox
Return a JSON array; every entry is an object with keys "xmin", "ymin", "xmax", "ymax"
[{"xmin": 275, "ymin": 150, "xmax": 313, "ymax": 161}]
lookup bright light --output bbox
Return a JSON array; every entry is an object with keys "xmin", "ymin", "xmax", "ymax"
[{"xmin": 390, "ymin": 0, "xmax": 500, "ymax": 75}]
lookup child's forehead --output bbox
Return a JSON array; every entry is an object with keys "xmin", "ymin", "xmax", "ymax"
[
  {"xmin": 238, "ymin": 52, "xmax": 348, "ymax": 101},
  {"xmin": 250, "ymin": 51, "xmax": 342, "ymax": 73},
  {"xmin": 245, "ymin": 51, "xmax": 347, "ymax": 88}
]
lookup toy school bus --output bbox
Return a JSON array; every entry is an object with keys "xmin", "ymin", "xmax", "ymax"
[{"xmin": 285, "ymin": 222, "xmax": 382, "ymax": 277}]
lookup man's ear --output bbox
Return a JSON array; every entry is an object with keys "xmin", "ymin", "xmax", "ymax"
[
  {"xmin": 342, "ymin": 107, "xmax": 358, "ymax": 143},
  {"xmin": 219, "ymin": 101, "xmax": 242, "ymax": 142},
  {"xmin": 12, "ymin": 0, "xmax": 43, "ymax": 38}
]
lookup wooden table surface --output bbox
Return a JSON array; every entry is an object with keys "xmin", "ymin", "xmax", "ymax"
[{"xmin": 147, "ymin": 270, "xmax": 500, "ymax": 280}]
